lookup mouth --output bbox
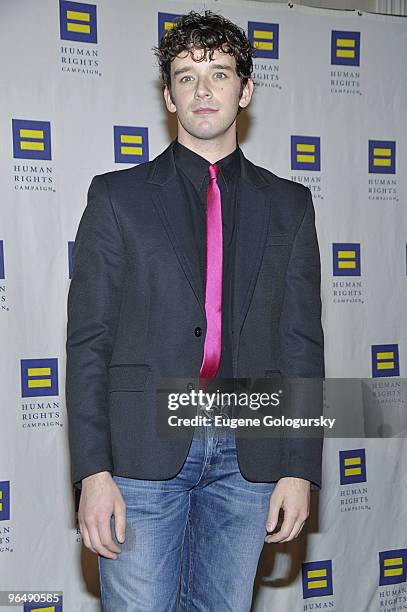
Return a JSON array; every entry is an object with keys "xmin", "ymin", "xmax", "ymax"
[{"xmin": 192, "ymin": 108, "xmax": 219, "ymax": 115}]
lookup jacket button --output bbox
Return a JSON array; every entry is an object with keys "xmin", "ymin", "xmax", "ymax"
[
  {"xmin": 194, "ymin": 326, "xmax": 202, "ymax": 337},
  {"xmin": 186, "ymin": 382, "xmax": 195, "ymax": 391}
]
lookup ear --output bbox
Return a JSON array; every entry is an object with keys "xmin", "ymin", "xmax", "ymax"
[
  {"xmin": 238, "ymin": 78, "xmax": 254, "ymax": 109},
  {"xmin": 163, "ymin": 84, "xmax": 177, "ymax": 113}
]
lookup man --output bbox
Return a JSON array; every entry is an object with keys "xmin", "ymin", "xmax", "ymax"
[{"xmin": 66, "ymin": 10, "xmax": 324, "ymax": 611}]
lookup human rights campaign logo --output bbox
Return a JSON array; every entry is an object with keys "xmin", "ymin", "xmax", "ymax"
[
  {"xmin": 369, "ymin": 140, "xmax": 396, "ymax": 174},
  {"xmin": 371, "ymin": 344, "xmax": 399, "ymax": 378},
  {"xmin": 291, "ymin": 136, "xmax": 320, "ymax": 171},
  {"xmin": 114, "ymin": 126, "xmax": 149, "ymax": 164},
  {"xmin": 379, "ymin": 549, "xmax": 407, "ymax": 586},
  {"xmin": 339, "ymin": 449, "xmax": 366, "ymax": 485},
  {"xmin": 24, "ymin": 597, "xmax": 63, "ymax": 612},
  {"xmin": 12, "ymin": 120, "xmax": 51, "ymax": 161},
  {"xmin": 0, "ymin": 480, "xmax": 10, "ymax": 521},
  {"xmin": 158, "ymin": 12, "xmax": 182, "ymax": 43},
  {"xmin": 331, "ymin": 30, "xmax": 360, "ymax": 66},
  {"xmin": 248, "ymin": 22, "xmax": 279, "ymax": 59},
  {"xmin": 302, "ymin": 560, "xmax": 333, "ymax": 599},
  {"xmin": 0, "ymin": 240, "xmax": 4, "ymax": 279},
  {"xmin": 333, "ymin": 243, "xmax": 361, "ymax": 276},
  {"xmin": 21, "ymin": 358, "xmax": 59, "ymax": 398},
  {"xmin": 60, "ymin": 0, "xmax": 97, "ymax": 44}
]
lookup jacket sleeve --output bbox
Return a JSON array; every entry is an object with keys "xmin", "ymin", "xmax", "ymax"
[
  {"xmin": 65, "ymin": 175, "xmax": 126, "ymax": 490},
  {"xmin": 279, "ymin": 186, "xmax": 325, "ymax": 490}
]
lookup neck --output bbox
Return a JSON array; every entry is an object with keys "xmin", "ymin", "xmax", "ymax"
[{"xmin": 177, "ymin": 126, "xmax": 237, "ymax": 164}]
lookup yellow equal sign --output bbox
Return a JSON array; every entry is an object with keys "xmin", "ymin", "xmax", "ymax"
[
  {"xmin": 19, "ymin": 128, "xmax": 44, "ymax": 151},
  {"xmin": 344, "ymin": 456, "xmax": 362, "ymax": 477},
  {"xmin": 27, "ymin": 367, "xmax": 52, "ymax": 388},
  {"xmin": 336, "ymin": 38, "xmax": 356, "ymax": 59},
  {"xmin": 164, "ymin": 21, "xmax": 176, "ymax": 30},
  {"xmin": 253, "ymin": 29, "xmax": 273, "ymax": 51},
  {"xmin": 120, "ymin": 134, "xmax": 143, "ymax": 156},
  {"xmin": 373, "ymin": 147, "xmax": 392, "ymax": 167},
  {"xmin": 338, "ymin": 250, "xmax": 356, "ymax": 269},
  {"xmin": 383, "ymin": 557, "xmax": 403, "ymax": 578},
  {"xmin": 307, "ymin": 568, "xmax": 328, "ymax": 590},
  {"xmin": 376, "ymin": 351, "xmax": 395, "ymax": 371},
  {"xmin": 296, "ymin": 143, "xmax": 315, "ymax": 164},
  {"xmin": 66, "ymin": 10, "xmax": 91, "ymax": 34},
  {"xmin": 0, "ymin": 489, "xmax": 2, "ymax": 512},
  {"xmin": 32, "ymin": 607, "xmax": 56, "ymax": 612}
]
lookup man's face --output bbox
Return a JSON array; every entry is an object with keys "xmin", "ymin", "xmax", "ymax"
[{"xmin": 163, "ymin": 47, "xmax": 253, "ymax": 142}]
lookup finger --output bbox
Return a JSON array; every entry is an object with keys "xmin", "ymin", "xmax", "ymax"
[
  {"xmin": 98, "ymin": 517, "xmax": 122, "ymax": 554},
  {"xmin": 113, "ymin": 503, "xmax": 126, "ymax": 544},
  {"xmin": 266, "ymin": 495, "xmax": 282, "ymax": 532},
  {"xmin": 79, "ymin": 520, "xmax": 97, "ymax": 554},
  {"xmin": 87, "ymin": 522, "xmax": 119, "ymax": 559},
  {"xmin": 265, "ymin": 511, "xmax": 297, "ymax": 543},
  {"xmin": 278, "ymin": 518, "xmax": 305, "ymax": 543}
]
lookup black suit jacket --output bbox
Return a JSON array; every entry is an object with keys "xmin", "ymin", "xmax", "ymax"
[{"xmin": 66, "ymin": 140, "xmax": 325, "ymax": 491}]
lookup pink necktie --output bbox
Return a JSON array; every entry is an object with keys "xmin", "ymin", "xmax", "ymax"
[{"xmin": 199, "ymin": 163, "xmax": 223, "ymax": 383}]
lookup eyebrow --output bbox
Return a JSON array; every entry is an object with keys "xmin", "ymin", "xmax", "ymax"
[{"xmin": 173, "ymin": 64, "xmax": 234, "ymax": 77}]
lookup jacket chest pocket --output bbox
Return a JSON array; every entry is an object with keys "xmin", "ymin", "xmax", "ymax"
[{"xmin": 261, "ymin": 233, "xmax": 291, "ymax": 277}]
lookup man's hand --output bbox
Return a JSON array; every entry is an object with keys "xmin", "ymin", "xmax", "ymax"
[
  {"xmin": 78, "ymin": 471, "xmax": 126, "ymax": 559},
  {"xmin": 264, "ymin": 477, "xmax": 310, "ymax": 543}
]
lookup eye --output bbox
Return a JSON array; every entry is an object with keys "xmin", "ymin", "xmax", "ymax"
[
  {"xmin": 214, "ymin": 72, "xmax": 227, "ymax": 79},
  {"xmin": 180, "ymin": 75, "xmax": 193, "ymax": 83}
]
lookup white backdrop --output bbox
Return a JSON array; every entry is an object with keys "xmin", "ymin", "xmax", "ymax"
[{"xmin": 0, "ymin": 1, "xmax": 406, "ymax": 610}]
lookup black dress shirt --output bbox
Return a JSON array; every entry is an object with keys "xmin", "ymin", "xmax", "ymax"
[{"xmin": 173, "ymin": 138, "xmax": 241, "ymax": 380}]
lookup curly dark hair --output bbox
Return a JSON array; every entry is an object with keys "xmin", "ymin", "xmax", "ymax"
[{"xmin": 153, "ymin": 10, "xmax": 255, "ymax": 97}]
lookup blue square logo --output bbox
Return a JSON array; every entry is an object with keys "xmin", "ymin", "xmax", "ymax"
[
  {"xmin": 158, "ymin": 12, "xmax": 182, "ymax": 44},
  {"xmin": 0, "ymin": 481, "xmax": 10, "ymax": 521},
  {"xmin": 60, "ymin": 0, "xmax": 97, "ymax": 44},
  {"xmin": 332, "ymin": 243, "xmax": 361, "ymax": 276},
  {"xmin": 372, "ymin": 344, "xmax": 399, "ymax": 377},
  {"xmin": 379, "ymin": 549, "xmax": 407, "ymax": 586},
  {"xmin": 248, "ymin": 22, "xmax": 279, "ymax": 59},
  {"xmin": 339, "ymin": 449, "xmax": 366, "ymax": 485},
  {"xmin": 114, "ymin": 126, "xmax": 149, "ymax": 164},
  {"xmin": 0, "ymin": 241, "xmax": 4, "ymax": 279},
  {"xmin": 302, "ymin": 560, "xmax": 333, "ymax": 598},
  {"xmin": 21, "ymin": 358, "xmax": 59, "ymax": 397},
  {"xmin": 291, "ymin": 136, "xmax": 320, "ymax": 171},
  {"xmin": 331, "ymin": 30, "xmax": 360, "ymax": 66},
  {"xmin": 369, "ymin": 140, "xmax": 396, "ymax": 174},
  {"xmin": 24, "ymin": 596, "xmax": 63, "ymax": 611},
  {"xmin": 12, "ymin": 119, "xmax": 51, "ymax": 161}
]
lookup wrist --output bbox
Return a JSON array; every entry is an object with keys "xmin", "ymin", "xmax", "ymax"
[{"xmin": 82, "ymin": 470, "xmax": 112, "ymax": 485}]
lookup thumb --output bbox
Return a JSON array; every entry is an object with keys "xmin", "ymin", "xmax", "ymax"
[
  {"xmin": 114, "ymin": 505, "xmax": 126, "ymax": 543},
  {"xmin": 266, "ymin": 495, "xmax": 281, "ymax": 532}
]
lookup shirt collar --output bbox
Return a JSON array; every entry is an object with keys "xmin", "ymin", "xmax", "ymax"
[{"xmin": 173, "ymin": 137, "xmax": 241, "ymax": 193}]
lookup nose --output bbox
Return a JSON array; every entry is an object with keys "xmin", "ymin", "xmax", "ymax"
[{"xmin": 194, "ymin": 76, "xmax": 213, "ymax": 100}]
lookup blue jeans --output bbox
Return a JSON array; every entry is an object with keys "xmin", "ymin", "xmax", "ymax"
[{"xmin": 98, "ymin": 423, "xmax": 276, "ymax": 611}]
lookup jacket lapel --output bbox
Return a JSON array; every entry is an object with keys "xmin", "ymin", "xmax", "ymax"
[
  {"xmin": 148, "ymin": 142, "xmax": 205, "ymax": 315},
  {"xmin": 233, "ymin": 152, "xmax": 271, "ymax": 336}
]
